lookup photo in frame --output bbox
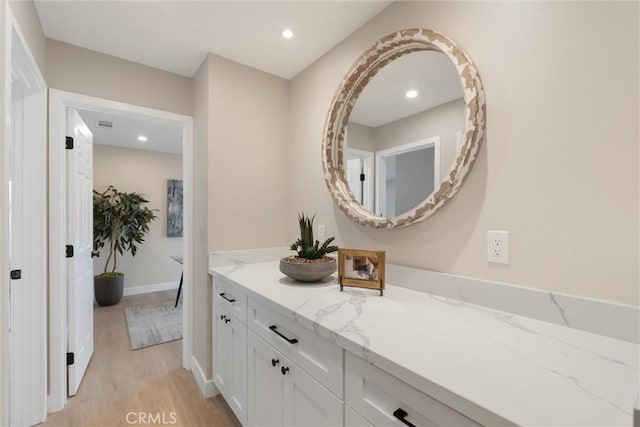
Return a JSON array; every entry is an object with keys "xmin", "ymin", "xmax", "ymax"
[{"xmin": 338, "ymin": 248, "xmax": 385, "ymax": 296}]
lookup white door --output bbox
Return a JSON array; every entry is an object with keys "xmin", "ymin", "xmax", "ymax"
[
  {"xmin": 346, "ymin": 149, "xmax": 374, "ymax": 212},
  {"xmin": 248, "ymin": 331, "xmax": 285, "ymax": 426},
  {"xmin": 8, "ymin": 23, "xmax": 47, "ymax": 425},
  {"xmin": 66, "ymin": 108, "xmax": 94, "ymax": 396}
]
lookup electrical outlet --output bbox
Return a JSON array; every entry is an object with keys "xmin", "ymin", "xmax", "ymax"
[{"xmin": 487, "ymin": 231, "xmax": 509, "ymax": 264}]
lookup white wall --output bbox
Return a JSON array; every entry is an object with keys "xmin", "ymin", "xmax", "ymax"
[
  {"xmin": 92, "ymin": 144, "xmax": 183, "ymax": 290},
  {"xmin": 289, "ymin": 1, "xmax": 639, "ymax": 305}
]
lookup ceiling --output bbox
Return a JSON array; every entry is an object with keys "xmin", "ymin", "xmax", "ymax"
[
  {"xmin": 34, "ymin": 1, "xmax": 392, "ymax": 80},
  {"xmin": 349, "ymin": 50, "xmax": 463, "ymax": 128},
  {"xmin": 77, "ymin": 109, "xmax": 183, "ymax": 155}
]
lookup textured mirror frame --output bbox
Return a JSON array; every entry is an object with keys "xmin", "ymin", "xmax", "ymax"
[{"xmin": 322, "ymin": 28, "xmax": 486, "ymax": 229}]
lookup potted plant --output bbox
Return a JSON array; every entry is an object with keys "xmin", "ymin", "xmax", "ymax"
[
  {"xmin": 280, "ymin": 213, "xmax": 339, "ymax": 282},
  {"xmin": 93, "ymin": 185, "xmax": 158, "ymax": 306}
]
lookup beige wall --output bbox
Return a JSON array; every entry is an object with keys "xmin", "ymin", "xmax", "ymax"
[
  {"xmin": 191, "ymin": 55, "xmax": 211, "ymax": 377},
  {"xmin": 190, "ymin": 53, "xmax": 290, "ymax": 377},
  {"xmin": 93, "ymin": 145, "xmax": 183, "ymax": 289},
  {"xmin": 8, "ymin": 0, "xmax": 46, "ymax": 75},
  {"xmin": 208, "ymin": 53, "xmax": 289, "ymax": 251},
  {"xmin": 289, "ymin": 1, "xmax": 639, "ymax": 305},
  {"xmin": 346, "ymin": 122, "xmax": 375, "ymax": 152},
  {"xmin": 374, "ymin": 98, "xmax": 464, "ymax": 182},
  {"xmin": 46, "ymin": 40, "xmax": 192, "ymax": 115}
]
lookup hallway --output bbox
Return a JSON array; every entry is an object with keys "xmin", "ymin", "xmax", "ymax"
[{"xmin": 42, "ymin": 291, "xmax": 240, "ymax": 426}]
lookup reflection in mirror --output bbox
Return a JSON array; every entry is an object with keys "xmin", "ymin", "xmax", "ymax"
[{"xmin": 344, "ymin": 50, "xmax": 464, "ymax": 218}]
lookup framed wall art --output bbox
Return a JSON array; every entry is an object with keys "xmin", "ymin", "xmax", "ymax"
[{"xmin": 167, "ymin": 179, "xmax": 183, "ymax": 237}]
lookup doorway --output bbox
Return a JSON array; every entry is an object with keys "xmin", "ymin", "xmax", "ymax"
[
  {"xmin": 48, "ymin": 90, "xmax": 194, "ymax": 412},
  {"xmin": 375, "ymin": 137, "xmax": 440, "ymax": 217}
]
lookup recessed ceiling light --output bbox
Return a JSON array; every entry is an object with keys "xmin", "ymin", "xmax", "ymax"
[
  {"xmin": 405, "ymin": 89, "xmax": 418, "ymax": 99},
  {"xmin": 137, "ymin": 135, "xmax": 148, "ymax": 142},
  {"xmin": 281, "ymin": 28, "xmax": 293, "ymax": 40}
]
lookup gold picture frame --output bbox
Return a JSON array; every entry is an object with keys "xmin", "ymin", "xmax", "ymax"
[{"xmin": 338, "ymin": 249, "xmax": 385, "ymax": 296}]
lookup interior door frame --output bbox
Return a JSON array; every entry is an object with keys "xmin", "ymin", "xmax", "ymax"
[{"xmin": 48, "ymin": 89, "xmax": 194, "ymax": 412}]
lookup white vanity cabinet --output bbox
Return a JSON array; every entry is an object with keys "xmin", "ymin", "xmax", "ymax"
[
  {"xmin": 213, "ymin": 279, "xmax": 248, "ymax": 426},
  {"xmin": 248, "ymin": 298, "xmax": 343, "ymax": 398},
  {"xmin": 210, "ymin": 258, "xmax": 639, "ymax": 427},
  {"xmin": 345, "ymin": 352, "xmax": 479, "ymax": 427},
  {"xmin": 247, "ymin": 330, "xmax": 343, "ymax": 427}
]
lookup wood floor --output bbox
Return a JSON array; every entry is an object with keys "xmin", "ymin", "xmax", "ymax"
[{"xmin": 42, "ymin": 290, "xmax": 241, "ymax": 427}]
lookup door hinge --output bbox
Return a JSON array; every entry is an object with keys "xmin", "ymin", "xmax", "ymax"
[
  {"xmin": 66, "ymin": 352, "xmax": 74, "ymax": 366},
  {"xmin": 360, "ymin": 173, "xmax": 365, "ymax": 181},
  {"xmin": 65, "ymin": 136, "xmax": 74, "ymax": 150},
  {"xmin": 66, "ymin": 245, "xmax": 74, "ymax": 258},
  {"xmin": 10, "ymin": 270, "xmax": 21, "ymax": 280}
]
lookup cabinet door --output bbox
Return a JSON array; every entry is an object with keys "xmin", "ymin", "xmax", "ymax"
[
  {"xmin": 284, "ymin": 358, "xmax": 343, "ymax": 427},
  {"xmin": 248, "ymin": 330, "xmax": 286, "ymax": 426},
  {"xmin": 345, "ymin": 405, "xmax": 373, "ymax": 427},
  {"xmin": 213, "ymin": 304, "xmax": 230, "ymax": 395},
  {"xmin": 227, "ymin": 312, "xmax": 248, "ymax": 426}
]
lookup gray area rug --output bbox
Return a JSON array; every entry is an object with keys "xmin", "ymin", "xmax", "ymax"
[{"xmin": 124, "ymin": 301, "xmax": 182, "ymax": 350}]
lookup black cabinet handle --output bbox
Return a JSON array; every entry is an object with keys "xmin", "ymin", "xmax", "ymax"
[
  {"xmin": 269, "ymin": 325, "xmax": 298, "ymax": 344},
  {"xmin": 224, "ymin": 317, "xmax": 231, "ymax": 324},
  {"xmin": 393, "ymin": 409, "xmax": 415, "ymax": 427},
  {"xmin": 219, "ymin": 293, "xmax": 236, "ymax": 303},
  {"xmin": 91, "ymin": 251, "xmax": 100, "ymax": 258},
  {"xmin": 271, "ymin": 358, "xmax": 279, "ymax": 367},
  {"xmin": 219, "ymin": 314, "xmax": 225, "ymax": 320},
  {"xmin": 281, "ymin": 366, "xmax": 289, "ymax": 375}
]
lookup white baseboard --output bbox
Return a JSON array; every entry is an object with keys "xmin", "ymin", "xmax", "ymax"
[
  {"xmin": 191, "ymin": 355, "xmax": 219, "ymax": 398},
  {"xmin": 122, "ymin": 281, "xmax": 179, "ymax": 297}
]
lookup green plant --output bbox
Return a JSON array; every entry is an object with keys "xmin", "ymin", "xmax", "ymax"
[
  {"xmin": 93, "ymin": 185, "xmax": 158, "ymax": 277},
  {"xmin": 290, "ymin": 213, "xmax": 338, "ymax": 260}
]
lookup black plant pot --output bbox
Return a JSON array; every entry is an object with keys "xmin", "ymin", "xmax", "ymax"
[{"xmin": 94, "ymin": 274, "xmax": 124, "ymax": 306}]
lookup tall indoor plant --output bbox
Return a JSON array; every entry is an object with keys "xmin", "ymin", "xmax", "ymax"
[{"xmin": 93, "ymin": 185, "xmax": 158, "ymax": 306}]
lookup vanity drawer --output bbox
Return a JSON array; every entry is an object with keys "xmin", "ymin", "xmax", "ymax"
[
  {"xmin": 345, "ymin": 352, "xmax": 479, "ymax": 427},
  {"xmin": 215, "ymin": 277, "xmax": 248, "ymax": 324},
  {"xmin": 248, "ymin": 298, "xmax": 343, "ymax": 398}
]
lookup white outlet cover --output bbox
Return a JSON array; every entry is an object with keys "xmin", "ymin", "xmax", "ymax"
[{"xmin": 487, "ymin": 230, "xmax": 510, "ymax": 264}]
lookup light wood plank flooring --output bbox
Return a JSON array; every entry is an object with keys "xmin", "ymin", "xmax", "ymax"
[{"xmin": 43, "ymin": 290, "xmax": 240, "ymax": 427}]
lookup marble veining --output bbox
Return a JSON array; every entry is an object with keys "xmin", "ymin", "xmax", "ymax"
[
  {"xmin": 209, "ymin": 255, "xmax": 639, "ymax": 427},
  {"xmin": 209, "ymin": 248, "xmax": 639, "ymax": 344}
]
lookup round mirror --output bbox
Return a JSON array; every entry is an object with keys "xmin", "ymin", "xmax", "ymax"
[{"xmin": 323, "ymin": 29, "xmax": 486, "ymax": 228}]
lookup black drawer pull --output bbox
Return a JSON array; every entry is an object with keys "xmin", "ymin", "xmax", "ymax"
[
  {"xmin": 219, "ymin": 314, "xmax": 225, "ymax": 320},
  {"xmin": 224, "ymin": 317, "xmax": 230, "ymax": 324},
  {"xmin": 269, "ymin": 325, "xmax": 298, "ymax": 344},
  {"xmin": 281, "ymin": 366, "xmax": 289, "ymax": 375},
  {"xmin": 271, "ymin": 358, "xmax": 279, "ymax": 367},
  {"xmin": 219, "ymin": 292, "xmax": 236, "ymax": 303},
  {"xmin": 393, "ymin": 409, "xmax": 415, "ymax": 427}
]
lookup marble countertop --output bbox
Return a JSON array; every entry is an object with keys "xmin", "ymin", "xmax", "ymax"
[{"xmin": 209, "ymin": 259, "xmax": 638, "ymax": 426}]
